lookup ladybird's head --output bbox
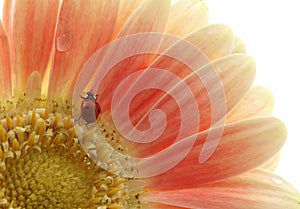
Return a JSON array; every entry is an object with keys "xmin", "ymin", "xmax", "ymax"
[{"xmin": 80, "ymin": 92, "xmax": 97, "ymax": 100}]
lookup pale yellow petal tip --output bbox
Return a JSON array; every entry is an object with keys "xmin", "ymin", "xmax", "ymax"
[
  {"xmin": 184, "ymin": 24, "xmax": 234, "ymax": 60},
  {"xmin": 246, "ymin": 85, "xmax": 275, "ymax": 115},
  {"xmin": 224, "ymin": 54, "xmax": 256, "ymax": 75},
  {"xmin": 271, "ymin": 116, "xmax": 288, "ymax": 142},
  {"xmin": 260, "ymin": 152, "xmax": 280, "ymax": 171},
  {"xmin": 232, "ymin": 36, "xmax": 246, "ymax": 53},
  {"xmin": 241, "ymin": 55, "xmax": 256, "ymax": 76},
  {"xmin": 209, "ymin": 24, "xmax": 234, "ymax": 57},
  {"xmin": 251, "ymin": 85, "xmax": 274, "ymax": 96},
  {"xmin": 226, "ymin": 85, "xmax": 275, "ymax": 123},
  {"xmin": 26, "ymin": 71, "xmax": 42, "ymax": 99},
  {"xmin": 167, "ymin": 0, "xmax": 209, "ymax": 36},
  {"xmin": 252, "ymin": 85, "xmax": 275, "ymax": 105},
  {"xmin": 189, "ymin": 0, "xmax": 208, "ymax": 8},
  {"xmin": 189, "ymin": 0, "xmax": 209, "ymax": 10},
  {"xmin": 200, "ymin": 0, "xmax": 209, "ymax": 14}
]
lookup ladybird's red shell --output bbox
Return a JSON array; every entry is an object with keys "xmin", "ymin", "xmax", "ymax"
[{"xmin": 80, "ymin": 97, "xmax": 101, "ymax": 123}]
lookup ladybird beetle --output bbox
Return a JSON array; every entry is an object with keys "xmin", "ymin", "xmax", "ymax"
[{"xmin": 80, "ymin": 92, "xmax": 101, "ymax": 123}]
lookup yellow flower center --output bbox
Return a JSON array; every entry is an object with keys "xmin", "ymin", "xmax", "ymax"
[
  {"xmin": 0, "ymin": 97, "xmax": 143, "ymax": 209},
  {"xmin": 4, "ymin": 148, "xmax": 94, "ymax": 208}
]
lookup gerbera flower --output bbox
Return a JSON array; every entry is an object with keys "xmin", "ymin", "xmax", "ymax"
[{"xmin": 0, "ymin": 0, "xmax": 299, "ymax": 208}]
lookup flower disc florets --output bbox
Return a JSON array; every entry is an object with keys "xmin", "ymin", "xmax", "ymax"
[{"xmin": 0, "ymin": 97, "xmax": 142, "ymax": 209}]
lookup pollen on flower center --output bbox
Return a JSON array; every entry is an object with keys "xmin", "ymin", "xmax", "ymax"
[
  {"xmin": 0, "ymin": 100, "xmax": 143, "ymax": 209},
  {"xmin": 3, "ymin": 148, "xmax": 93, "ymax": 208}
]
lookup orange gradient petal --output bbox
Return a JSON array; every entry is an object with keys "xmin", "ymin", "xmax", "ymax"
[
  {"xmin": 84, "ymin": 1, "xmax": 171, "ymax": 109},
  {"xmin": 166, "ymin": 0, "xmax": 209, "ymax": 37},
  {"xmin": 0, "ymin": 21, "xmax": 11, "ymax": 97},
  {"xmin": 49, "ymin": 0, "xmax": 120, "ymax": 99},
  {"xmin": 117, "ymin": 0, "xmax": 170, "ymax": 36},
  {"xmin": 146, "ymin": 117, "xmax": 286, "ymax": 187},
  {"xmin": 143, "ymin": 203, "xmax": 185, "ymax": 209},
  {"xmin": 145, "ymin": 169, "xmax": 300, "ymax": 209},
  {"xmin": 260, "ymin": 152, "xmax": 281, "ymax": 171},
  {"xmin": 226, "ymin": 86, "xmax": 274, "ymax": 123},
  {"xmin": 3, "ymin": 0, "xmax": 60, "ymax": 94},
  {"xmin": 184, "ymin": 24, "xmax": 234, "ymax": 60},
  {"xmin": 113, "ymin": 0, "xmax": 144, "ymax": 35},
  {"xmin": 120, "ymin": 54, "xmax": 255, "ymax": 157}
]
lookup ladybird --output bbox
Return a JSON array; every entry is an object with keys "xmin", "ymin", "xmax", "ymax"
[{"xmin": 80, "ymin": 92, "xmax": 101, "ymax": 123}]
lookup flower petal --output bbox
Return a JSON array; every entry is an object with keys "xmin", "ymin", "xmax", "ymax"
[
  {"xmin": 117, "ymin": 0, "xmax": 170, "ymax": 36},
  {"xmin": 143, "ymin": 203, "xmax": 185, "ymax": 209},
  {"xmin": 0, "ymin": 21, "xmax": 11, "ymax": 97},
  {"xmin": 49, "ymin": 0, "xmax": 120, "ymax": 99},
  {"xmin": 119, "ymin": 54, "xmax": 255, "ymax": 157},
  {"xmin": 166, "ymin": 0, "xmax": 209, "ymax": 37},
  {"xmin": 146, "ymin": 117, "xmax": 287, "ymax": 187},
  {"xmin": 145, "ymin": 169, "xmax": 300, "ymax": 209},
  {"xmin": 26, "ymin": 71, "xmax": 42, "ymax": 99},
  {"xmin": 260, "ymin": 152, "xmax": 280, "ymax": 171},
  {"xmin": 113, "ymin": 0, "xmax": 144, "ymax": 35},
  {"xmin": 3, "ymin": 0, "xmax": 60, "ymax": 94},
  {"xmin": 184, "ymin": 24, "xmax": 234, "ymax": 60},
  {"xmin": 78, "ymin": 1, "xmax": 171, "ymax": 109},
  {"xmin": 226, "ymin": 86, "xmax": 274, "ymax": 123},
  {"xmin": 232, "ymin": 36, "xmax": 246, "ymax": 53}
]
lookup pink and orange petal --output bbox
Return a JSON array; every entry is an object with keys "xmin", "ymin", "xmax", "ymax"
[
  {"xmin": 166, "ymin": 0, "xmax": 209, "ymax": 36},
  {"xmin": 50, "ymin": 0, "xmax": 120, "ymax": 99},
  {"xmin": 146, "ymin": 117, "xmax": 286, "ymax": 188},
  {"xmin": 144, "ymin": 169, "xmax": 300, "ymax": 209},
  {"xmin": 0, "ymin": 21, "xmax": 11, "ymax": 97},
  {"xmin": 121, "ymin": 54, "xmax": 255, "ymax": 157},
  {"xmin": 184, "ymin": 24, "xmax": 234, "ymax": 60},
  {"xmin": 3, "ymin": 0, "xmax": 60, "ymax": 95},
  {"xmin": 226, "ymin": 86, "xmax": 275, "ymax": 123}
]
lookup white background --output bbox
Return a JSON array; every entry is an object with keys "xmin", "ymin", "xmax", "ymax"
[{"xmin": 1, "ymin": 0, "xmax": 300, "ymax": 190}]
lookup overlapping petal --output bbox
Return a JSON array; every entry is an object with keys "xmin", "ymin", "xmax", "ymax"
[
  {"xmin": 145, "ymin": 169, "xmax": 300, "ymax": 209},
  {"xmin": 25, "ymin": 71, "xmax": 42, "ymax": 99},
  {"xmin": 185, "ymin": 24, "xmax": 234, "ymax": 60},
  {"xmin": 120, "ymin": 54, "xmax": 255, "ymax": 157},
  {"xmin": 71, "ymin": 0, "xmax": 171, "ymax": 110},
  {"xmin": 113, "ymin": 0, "xmax": 144, "ymax": 35},
  {"xmin": 226, "ymin": 86, "xmax": 275, "ymax": 123},
  {"xmin": 232, "ymin": 36, "xmax": 246, "ymax": 53},
  {"xmin": 147, "ymin": 117, "xmax": 286, "ymax": 187},
  {"xmin": 260, "ymin": 152, "xmax": 281, "ymax": 171},
  {"xmin": 166, "ymin": 0, "xmax": 209, "ymax": 36},
  {"xmin": 49, "ymin": 0, "xmax": 120, "ymax": 99},
  {"xmin": 3, "ymin": 0, "xmax": 60, "ymax": 94},
  {"xmin": 117, "ymin": 0, "xmax": 170, "ymax": 36},
  {"xmin": 87, "ymin": 1, "xmax": 171, "ymax": 109},
  {"xmin": 143, "ymin": 203, "xmax": 185, "ymax": 209}
]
